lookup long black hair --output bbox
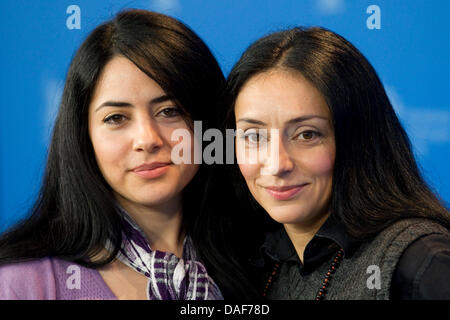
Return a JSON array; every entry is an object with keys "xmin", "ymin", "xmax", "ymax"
[
  {"xmin": 0, "ymin": 9, "xmax": 254, "ymax": 299},
  {"xmin": 224, "ymin": 27, "xmax": 450, "ymax": 241}
]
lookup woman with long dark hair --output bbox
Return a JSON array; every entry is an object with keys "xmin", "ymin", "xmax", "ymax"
[
  {"xmin": 224, "ymin": 27, "xmax": 450, "ymax": 299},
  {"xmin": 0, "ymin": 9, "xmax": 252, "ymax": 300}
]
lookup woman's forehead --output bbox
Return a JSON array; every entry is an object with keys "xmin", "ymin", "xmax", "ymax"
[{"xmin": 234, "ymin": 69, "xmax": 331, "ymax": 124}]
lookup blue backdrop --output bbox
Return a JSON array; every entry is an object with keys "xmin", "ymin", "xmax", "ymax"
[{"xmin": 1, "ymin": 0, "xmax": 449, "ymax": 233}]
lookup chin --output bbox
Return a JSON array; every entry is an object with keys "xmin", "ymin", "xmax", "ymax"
[
  {"xmin": 118, "ymin": 187, "xmax": 178, "ymax": 208},
  {"xmin": 137, "ymin": 193, "xmax": 177, "ymax": 207},
  {"xmin": 265, "ymin": 206, "xmax": 310, "ymax": 225}
]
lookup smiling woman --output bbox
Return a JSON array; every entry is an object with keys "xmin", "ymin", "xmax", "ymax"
[
  {"xmin": 88, "ymin": 56, "xmax": 198, "ymax": 231},
  {"xmin": 0, "ymin": 9, "xmax": 252, "ymax": 300},
  {"xmin": 224, "ymin": 26, "xmax": 450, "ymax": 300},
  {"xmin": 235, "ymin": 70, "xmax": 335, "ymax": 242}
]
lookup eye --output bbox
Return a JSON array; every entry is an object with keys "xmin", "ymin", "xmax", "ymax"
[
  {"xmin": 246, "ymin": 132, "xmax": 259, "ymax": 144},
  {"xmin": 242, "ymin": 129, "xmax": 268, "ymax": 146},
  {"xmin": 103, "ymin": 114, "xmax": 127, "ymax": 125},
  {"xmin": 295, "ymin": 130, "xmax": 321, "ymax": 141},
  {"xmin": 157, "ymin": 107, "xmax": 181, "ymax": 118}
]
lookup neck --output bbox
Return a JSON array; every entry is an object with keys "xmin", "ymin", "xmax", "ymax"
[
  {"xmin": 284, "ymin": 212, "xmax": 330, "ymax": 263},
  {"xmin": 117, "ymin": 195, "xmax": 185, "ymax": 258}
]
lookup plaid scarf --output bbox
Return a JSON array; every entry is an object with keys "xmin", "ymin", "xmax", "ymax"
[{"xmin": 107, "ymin": 209, "xmax": 223, "ymax": 300}]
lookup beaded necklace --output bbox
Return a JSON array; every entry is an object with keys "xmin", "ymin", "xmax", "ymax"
[{"xmin": 262, "ymin": 248, "xmax": 344, "ymax": 300}]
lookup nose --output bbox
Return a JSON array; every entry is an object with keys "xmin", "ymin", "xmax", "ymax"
[
  {"xmin": 132, "ymin": 117, "xmax": 164, "ymax": 153},
  {"xmin": 260, "ymin": 131, "xmax": 294, "ymax": 176}
]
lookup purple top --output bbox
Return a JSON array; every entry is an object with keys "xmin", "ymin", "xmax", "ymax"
[{"xmin": 0, "ymin": 257, "xmax": 117, "ymax": 300}]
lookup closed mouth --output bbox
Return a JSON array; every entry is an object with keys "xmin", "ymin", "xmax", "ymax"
[{"xmin": 264, "ymin": 184, "xmax": 308, "ymax": 200}]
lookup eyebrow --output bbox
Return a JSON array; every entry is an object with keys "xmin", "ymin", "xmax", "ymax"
[
  {"xmin": 94, "ymin": 95, "xmax": 173, "ymax": 112},
  {"xmin": 236, "ymin": 115, "xmax": 329, "ymax": 125}
]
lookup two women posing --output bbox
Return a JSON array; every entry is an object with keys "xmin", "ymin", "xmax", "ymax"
[{"xmin": 0, "ymin": 9, "xmax": 449, "ymax": 300}]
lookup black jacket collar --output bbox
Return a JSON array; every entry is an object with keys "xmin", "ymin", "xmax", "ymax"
[{"xmin": 254, "ymin": 217, "xmax": 361, "ymax": 274}]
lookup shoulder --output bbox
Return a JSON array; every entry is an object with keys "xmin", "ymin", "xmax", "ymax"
[
  {"xmin": 391, "ymin": 232, "xmax": 450, "ymax": 299},
  {"xmin": 358, "ymin": 218, "xmax": 448, "ymax": 261},
  {"xmin": 0, "ymin": 257, "xmax": 60, "ymax": 299},
  {"xmin": 381, "ymin": 218, "xmax": 448, "ymax": 240},
  {"xmin": 0, "ymin": 257, "xmax": 94, "ymax": 300},
  {"xmin": 347, "ymin": 218, "xmax": 448, "ymax": 299},
  {"xmin": 367, "ymin": 218, "xmax": 449, "ymax": 257},
  {"xmin": 0, "ymin": 257, "xmax": 117, "ymax": 300},
  {"xmin": 375, "ymin": 218, "xmax": 449, "ymax": 268}
]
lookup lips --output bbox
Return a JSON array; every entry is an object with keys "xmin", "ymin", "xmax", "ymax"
[
  {"xmin": 264, "ymin": 184, "xmax": 307, "ymax": 201},
  {"xmin": 132, "ymin": 162, "xmax": 171, "ymax": 179}
]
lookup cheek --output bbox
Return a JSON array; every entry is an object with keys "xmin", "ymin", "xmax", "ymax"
[
  {"xmin": 166, "ymin": 163, "xmax": 199, "ymax": 199},
  {"xmin": 237, "ymin": 163, "xmax": 259, "ymax": 183},
  {"xmin": 164, "ymin": 125, "xmax": 199, "ymax": 186},
  {"xmin": 237, "ymin": 163, "xmax": 261, "ymax": 201},
  {"xmin": 301, "ymin": 147, "xmax": 335, "ymax": 181},
  {"xmin": 235, "ymin": 138, "xmax": 261, "ymax": 176},
  {"xmin": 165, "ymin": 125, "xmax": 197, "ymax": 163},
  {"xmin": 90, "ymin": 130, "xmax": 128, "ymax": 172}
]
